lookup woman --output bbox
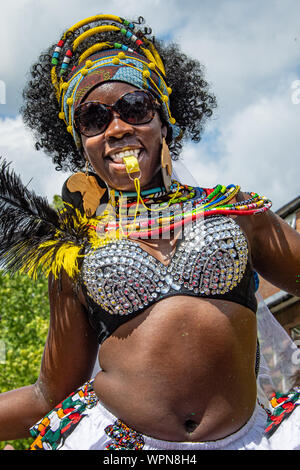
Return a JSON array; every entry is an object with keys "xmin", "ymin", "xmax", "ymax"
[{"xmin": 0, "ymin": 14, "xmax": 299, "ymax": 450}]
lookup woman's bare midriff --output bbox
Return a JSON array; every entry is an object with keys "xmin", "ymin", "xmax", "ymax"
[{"xmin": 92, "ymin": 295, "xmax": 258, "ymax": 442}]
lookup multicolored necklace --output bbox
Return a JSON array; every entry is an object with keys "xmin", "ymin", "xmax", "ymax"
[{"xmin": 89, "ymin": 181, "xmax": 272, "ymax": 241}]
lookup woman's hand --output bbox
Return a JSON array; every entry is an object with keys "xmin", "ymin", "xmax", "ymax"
[{"xmin": 0, "ymin": 271, "xmax": 99, "ymax": 441}]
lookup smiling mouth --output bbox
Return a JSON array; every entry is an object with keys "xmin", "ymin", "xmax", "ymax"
[{"xmin": 106, "ymin": 148, "xmax": 142, "ymax": 165}]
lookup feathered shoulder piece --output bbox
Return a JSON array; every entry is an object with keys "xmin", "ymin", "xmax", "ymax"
[{"xmin": 0, "ymin": 159, "xmax": 100, "ymax": 281}]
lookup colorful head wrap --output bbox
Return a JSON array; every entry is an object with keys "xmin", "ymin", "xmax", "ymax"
[{"xmin": 50, "ymin": 15, "xmax": 181, "ymax": 148}]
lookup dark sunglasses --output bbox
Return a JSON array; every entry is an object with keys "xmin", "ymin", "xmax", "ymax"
[{"xmin": 74, "ymin": 90, "xmax": 160, "ymax": 137}]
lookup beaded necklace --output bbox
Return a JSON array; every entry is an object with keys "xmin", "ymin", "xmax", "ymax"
[
  {"xmin": 89, "ymin": 181, "xmax": 272, "ymax": 242},
  {"xmin": 115, "ymin": 181, "xmax": 198, "ymax": 212}
]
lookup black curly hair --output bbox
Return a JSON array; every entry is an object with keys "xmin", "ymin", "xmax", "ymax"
[{"xmin": 20, "ymin": 16, "xmax": 217, "ymax": 173}]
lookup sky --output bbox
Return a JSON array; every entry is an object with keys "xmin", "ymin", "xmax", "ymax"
[{"xmin": 0, "ymin": 0, "xmax": 300, "ymax": 210}]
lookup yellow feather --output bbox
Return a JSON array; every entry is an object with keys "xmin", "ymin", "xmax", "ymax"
[
  {"xmin": 51, "ymin": 244, "xmax": 82, "ymax": 279},
  {"xmin": 19, "ymin": 205, "xmax": 126, "ymax": 281}
]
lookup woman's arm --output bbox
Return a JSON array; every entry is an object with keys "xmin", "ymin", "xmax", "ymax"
[
  {"xmin": 0, "ymin": 384, "xmax": 52, "ymax": 440},
  {"xmin": 237, "ymin": 194, "xmax": 300, "ymax": 297},
  {"xmin": 0, "ymin": 272, "xmax": 99, "ymax": 440},
  {"xmin": 251, "ymin": 209, "xmax": 300, "ymax": 297}
]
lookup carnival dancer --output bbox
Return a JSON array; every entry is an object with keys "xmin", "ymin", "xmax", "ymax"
[{"xmin": 0, "ymin": 14, "xmax": 299, "ymax": 450}]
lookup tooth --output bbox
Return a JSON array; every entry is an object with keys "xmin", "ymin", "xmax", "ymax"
[
  {"xmin": 110, "ymin": 149, "xmax": 141, "ymax": 162},
  {"xmin": 111, "ymin": 152, "xmax": 123, "ymax": 161},
  {"xmin": 113, "ymin": 152, "xmax": 124, "ymax": 160}
]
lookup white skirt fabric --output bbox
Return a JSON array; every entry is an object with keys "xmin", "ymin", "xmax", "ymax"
[
  {"xmin": 29, "ymin": 381, "xmax": 300, "ymax": 451},
  {"xmin": 57, "ymin": 401, "xmax": 271, "ymax": 451}
]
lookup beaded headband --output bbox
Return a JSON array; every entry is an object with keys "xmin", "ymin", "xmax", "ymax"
[{"xmin": 50, "ymin": 14, "xmax": 181, "ymax": 147}]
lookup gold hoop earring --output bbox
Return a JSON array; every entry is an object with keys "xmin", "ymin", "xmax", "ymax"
[{"xmin": 161, "ymin": 138, "xmax": 172, "ymax": 192}]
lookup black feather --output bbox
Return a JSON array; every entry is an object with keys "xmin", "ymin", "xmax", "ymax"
[{"xmin": 0, "ymin": 159, "xmax": 90, "ymax": 278}]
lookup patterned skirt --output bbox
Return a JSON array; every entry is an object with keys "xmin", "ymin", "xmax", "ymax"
[{"xmin": 29, "ymin": 380, "xmax": 300, "ymax": 450}]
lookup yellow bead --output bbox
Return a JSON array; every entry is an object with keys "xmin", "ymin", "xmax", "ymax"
[
  {"xmin": 67, "ymin": 98, "xmax": 73, "ymax": 106},
  {"xmin": 167, "ymin": 87, "xmax": 172, "ymax": 95},
  {"xmin": 112, "ymin": 57, "xmax": 120, "ymax": 65},
  {"xmin": 67, "ymin": 126, "xmax": 73, "ymax": 134},
  {"xmin": 143, "ymin": 70, "xmax": 151, "ymax": 79},
  {"xmin": 118, "ymin": 52, "xmax": 126, "ymax": 59},
  {"xmin": 58, "ymin": 112, "xmax": 65, "ymax": 120},
  {"xmin": 81, "ymin": 68, "xmax": 88, "ymax": 76},
  {"xmin": 148, "ymin": 62, "xmax": 156, "ymax": 70},
  {"xmin": 170, "ymin": 117, "xmax": 176, "ymax": 125},
  {"xmin": 85, "ymin": 60, "xmax": 93, "ymax": 68},
  {"xmin": 61, "ymin": 83, "xmax": 69, "ymax": 93},
  {"xmin": 162, "ymin": 94, "xmax": 169, "ymax": 103}
]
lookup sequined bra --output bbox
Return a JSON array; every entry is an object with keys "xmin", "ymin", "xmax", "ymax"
[{"xmin": 81, "ymin": 215, "xmax": 257, "ymax": 344}]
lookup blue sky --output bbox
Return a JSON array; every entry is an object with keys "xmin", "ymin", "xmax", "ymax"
[{"xmin": 1, "ymin": 0, "xmax": 300, "ymax": 210}]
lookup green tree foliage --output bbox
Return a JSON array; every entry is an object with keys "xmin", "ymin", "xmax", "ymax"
[
  {"xmin": 52, "ymin": 194, "xmax": 64, "ymax": 211},
  {"xmin": 0, "ymin": 273, "xmax": 49, "ymax": 450},
  {"xmin": 0, "ymin": 195, "xmax": 69, "ymax": 449}
]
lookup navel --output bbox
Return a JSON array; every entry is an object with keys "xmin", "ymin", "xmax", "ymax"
[{"xmin": 184, "ymin": 419, "xmax": 198, "ymax": 434}]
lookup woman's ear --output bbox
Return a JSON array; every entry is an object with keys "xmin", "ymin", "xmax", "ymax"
[
  {"xmin": 160, "ymin": 119, "xmax": 173, "ymax": 145},
  {"xmin": 79, "ymin": 135, "xmax": 89, "ymax": 161},
  {"xmin": 162, "ymin": 124, "xmax": 168, "ymax": 140}
]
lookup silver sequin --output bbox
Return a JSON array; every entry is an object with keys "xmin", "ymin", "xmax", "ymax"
[{"xmin": 81, "ymin": 216, "xmax": 248, "ymax": 315}]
